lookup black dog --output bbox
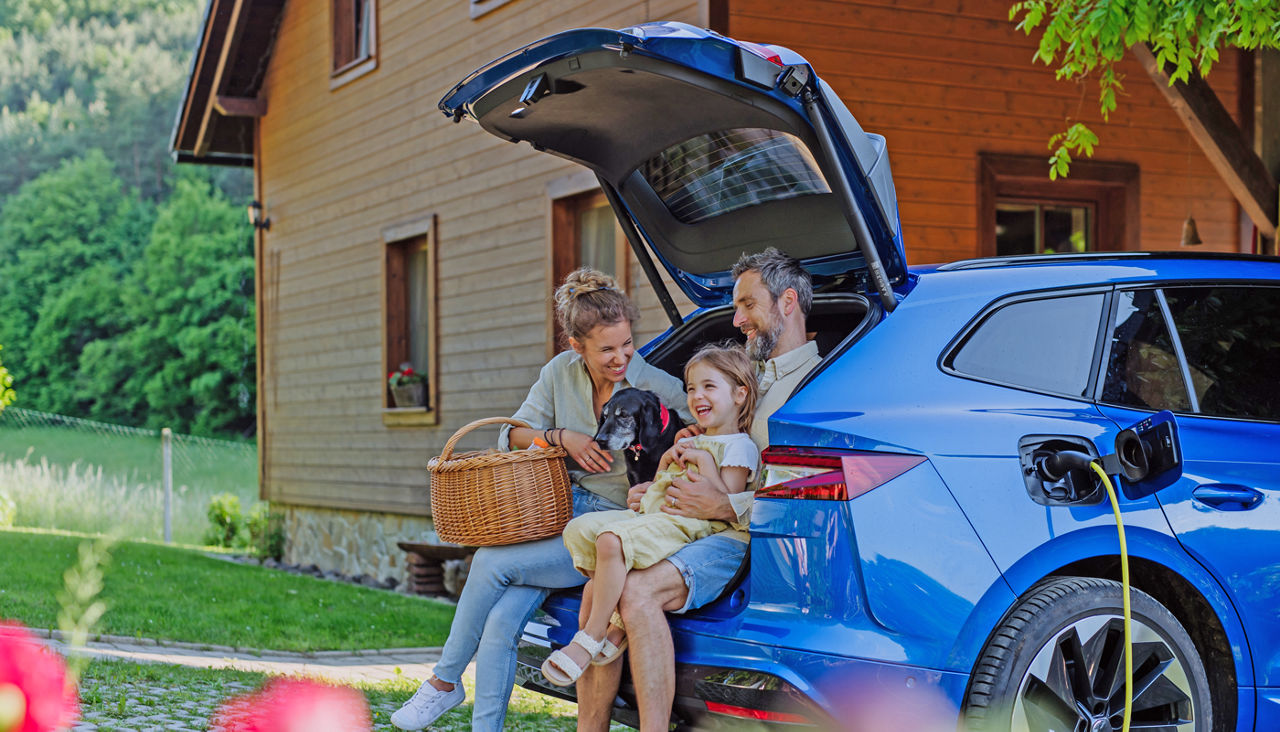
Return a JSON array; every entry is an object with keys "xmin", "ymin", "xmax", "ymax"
[{"xmin": 594, "ymin": 388, "xmax": 685, "ymax": 486}]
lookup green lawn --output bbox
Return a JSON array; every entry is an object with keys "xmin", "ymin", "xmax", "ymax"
[
  {"xmin": 0, "ymin": 422, "xmax": 257, "ymax": 543},
  {"xmin": 0, "ymin": 528, "xmax": 453, "ymax": 652},
  {"xmin": 77, "ymin": 660, "xmax": 596, "ymax": 731}
]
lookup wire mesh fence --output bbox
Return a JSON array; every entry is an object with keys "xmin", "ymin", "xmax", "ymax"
[{"xmin": 0, "ymin": 407, "xmax": 258, "ymax": 545}]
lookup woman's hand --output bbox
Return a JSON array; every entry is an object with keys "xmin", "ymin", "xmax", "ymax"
[
  {"xmin": 560, "ymin": 429, "xmax": 614, "ymax": 473},
  {"xmin": 627, "ymin": 481, "xmax": 653, "ymax": 511}
]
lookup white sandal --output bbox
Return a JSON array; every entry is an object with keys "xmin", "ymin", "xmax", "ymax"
[
  {"xmin": 591, "ymin": 612, "xmax": 628, "ymax": 667},
  {"xmin": 541, "ymin": 630, "xmax": 604, "ymax": 686}
]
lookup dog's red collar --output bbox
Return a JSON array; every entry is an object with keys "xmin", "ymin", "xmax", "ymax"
[{"xmin": 628, "ymin": 404, "xmax": 672, "ymax": 459}]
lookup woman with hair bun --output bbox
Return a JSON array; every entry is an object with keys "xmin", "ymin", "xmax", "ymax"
[{"xmin": 392, "ymin": 268, "xmax": 689, "ymax": 732}]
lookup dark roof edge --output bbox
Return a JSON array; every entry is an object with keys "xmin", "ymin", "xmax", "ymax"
[
  {"xmin": 936, "ymin": 251, "xmax": 1280, "ymax": 271},
  {"xmin": 170, "ymin": 0, "xmax": 221, "ymax": 158}
]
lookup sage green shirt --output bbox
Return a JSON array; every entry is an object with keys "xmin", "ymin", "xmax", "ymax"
[{"xmin": 498, "ymin": 350, "xmax": 690, "ymax": 508}]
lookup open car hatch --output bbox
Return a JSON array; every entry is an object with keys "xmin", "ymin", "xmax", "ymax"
[{"xmin": 439, "ymin": 22, "xmax": 907, "ymax": 312}]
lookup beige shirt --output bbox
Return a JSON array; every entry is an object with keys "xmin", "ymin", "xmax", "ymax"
[
  {"xmin": 727, "ymin": 340, "xmax": 823, "ymax": 531},
  {"xmin": 497, "ymin": 350, "xmax": 691, "ymax": 508}
]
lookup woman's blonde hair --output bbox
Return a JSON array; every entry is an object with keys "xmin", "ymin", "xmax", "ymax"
[
  {"xmin": 553, "ymin": 268, "xmax": 640, "ymax": 345},
  {"xmin": 685, "ymin": 343, "xmax": 758, "ymax": 434}
]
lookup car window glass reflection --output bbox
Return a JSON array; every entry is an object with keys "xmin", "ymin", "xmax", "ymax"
[
  {"xmin": 951, "ymin": 293, "xmax": 1103, "ymax": 396},
  {"xmin": 1163, "ymin": 286, "xmax": 1280, "ymax": 422},
  {"xmin": 1103, "ymin": 289, "xmax": 1192, "ymax": 412}
]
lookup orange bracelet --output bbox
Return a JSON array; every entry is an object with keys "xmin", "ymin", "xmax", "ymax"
[{"xmin": 532, "ymin": 436, "xmax": 551, "ymax": 449}]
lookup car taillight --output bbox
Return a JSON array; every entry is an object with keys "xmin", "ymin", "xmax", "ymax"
[
  {"xmin": 738, "ymin": 40, "xmax": 783, "ymax": 66},
  {"xmin": 704, "ymin": 701, "xmax": 813, "ymax": 725},
  {"xmin": 757, "ymin": 447, "xmax": 926, "ymax": 500}
]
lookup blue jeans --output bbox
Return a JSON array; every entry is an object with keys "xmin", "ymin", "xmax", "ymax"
[{"xmin": 432, "ymin": 486, "xmax": 622, "ymax": 731}]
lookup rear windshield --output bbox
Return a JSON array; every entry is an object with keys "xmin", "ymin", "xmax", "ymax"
[{"xmin": 640, "ymin": 128, "xmax": 830, "ymax": 224}]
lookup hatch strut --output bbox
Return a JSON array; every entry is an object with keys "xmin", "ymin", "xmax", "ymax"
[
  {"xmin": 790, "ymin": 78, "xmax": 897, "ymax": 313},
  {"xmin": 599, "ymin": 177, "xmax": 683, "ymax": 329}
]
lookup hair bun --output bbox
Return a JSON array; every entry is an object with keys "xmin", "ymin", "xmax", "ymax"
[{"xmin": 554, "ymin": 268, "xmax": 618, "ymax": 310}]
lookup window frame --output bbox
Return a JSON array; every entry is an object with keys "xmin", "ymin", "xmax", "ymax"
[
  {"xmin": 547, "ymin": 172, "xmax": 629, "ymax": 359},
  {"xmin": 331, "ymin": 0, "xmax": 378, "ymax": 88},
  {"xmin": 382, "ymin": 215, "xmax": 438, "ymax": 427},
  {"xmin": 978, "ymin": 154, "xmax": 1139, "ymax": 257}
]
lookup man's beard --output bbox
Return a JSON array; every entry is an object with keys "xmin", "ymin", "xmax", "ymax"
[{"xmin": 745, "ymin": 314, "xmax": 783, "ymax": 361}]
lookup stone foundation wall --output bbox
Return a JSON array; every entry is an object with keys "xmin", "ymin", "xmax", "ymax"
[{"xmin": 283, "ymin": 505, "xmax": 442, "ymax": 587}]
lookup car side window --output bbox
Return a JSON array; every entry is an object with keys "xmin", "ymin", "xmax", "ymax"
[
  {"xmin": 1101, "ymin": 289, "xmax": 1191, "ymax": 412},
  {"xmin": 1163, "ymin": 286, "xmax": 1280, "ymax": 421},
  {"xmin": 950, "ymin": 293, "xmax": 1104, "ymax": 396}
]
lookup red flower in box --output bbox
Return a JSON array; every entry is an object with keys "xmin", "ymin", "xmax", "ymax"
[
  {"xmin": 210, "ymin": 678, "xmax": 371, "ymax": 732},
  {"xmin": 0, "ymin": 621, "xmax": 79, "ymax": 732}
]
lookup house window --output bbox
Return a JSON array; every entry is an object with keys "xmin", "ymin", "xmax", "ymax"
[
  {"xmin": 979, "ymin": 154, "xmax": 1139, "ymax": 257},
  {"xmin": 332, "ymin": 0, "xmax": 377, "ymax": 84},
  {"xmin": 995, "ymin": 201, "xmax": 1091, "ymax": 255},
  {"xmin": 550, "ymin": 188, "xmax": 628, "ymax": 351},
  {"xmin": 383, "ymin": 217, "xmax": 437, "ymax": 426}
]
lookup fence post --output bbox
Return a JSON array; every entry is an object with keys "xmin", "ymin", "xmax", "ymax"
[{"xmin": 162, "ymin": 428, "xmax": 173, "ymax": 544}]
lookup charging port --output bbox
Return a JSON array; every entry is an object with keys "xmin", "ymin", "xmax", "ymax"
[{"xmin": 1017, "ymin": 435, "xmax": 1102, "ymax": 506}]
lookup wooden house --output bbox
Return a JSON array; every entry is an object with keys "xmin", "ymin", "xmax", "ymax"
[{"xmin": 172, "ymin": 0, "xmax": 1277, "ymax": 584}]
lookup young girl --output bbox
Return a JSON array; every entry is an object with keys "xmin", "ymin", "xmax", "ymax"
[{"xmin": 540, "ymin": 344, "xmax": 759, "ymax": 686}]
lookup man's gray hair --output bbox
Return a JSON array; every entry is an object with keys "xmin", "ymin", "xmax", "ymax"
[{"xmin": 731, "ymin": 247, "xmax": 813, "ymax": 316}]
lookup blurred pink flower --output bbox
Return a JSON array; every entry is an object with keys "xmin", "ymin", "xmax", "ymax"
[
  {"xmin": 0, "ymin": 621, "xmax": 79, "ymax": 732},
  {"xmin": 210, "ymin": 678, "xmax": 371, "ymax": 732}
]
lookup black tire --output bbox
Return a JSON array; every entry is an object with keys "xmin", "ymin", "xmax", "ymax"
[{"xmin": 963, "ymin": 576, "xmax": 1211, "ymax": 732}]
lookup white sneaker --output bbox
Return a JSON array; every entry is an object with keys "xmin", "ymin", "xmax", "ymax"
[{"xmin": 390, "ymin": 680, "xmax": 465, "ymax": 730}]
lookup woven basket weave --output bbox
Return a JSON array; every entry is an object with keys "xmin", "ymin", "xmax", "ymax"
[{"xmin": 428, "ymin": 417, "xmax": 572, "ymax": 546}]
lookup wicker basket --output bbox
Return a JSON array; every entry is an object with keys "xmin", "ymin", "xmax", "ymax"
[{"xmin": 428, "ymin": 417, "xmax": 572, "ymax": 546}]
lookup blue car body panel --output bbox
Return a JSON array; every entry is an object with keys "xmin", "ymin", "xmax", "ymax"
[{"xmin": 444, "ymin": 21, "xmax": 1280, "ymax": 729}]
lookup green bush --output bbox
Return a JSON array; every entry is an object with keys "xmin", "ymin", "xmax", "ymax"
[
  {"xmin": 0, "ymin": 344, "xmax": 14, "ymax": 412},
  {"xmin": 204, "ymin": 492, "xmax": 242, "ymax": 547},
  {"xmin": 245, "ymin": 502, "xmax": 285, "ymax": 561}
]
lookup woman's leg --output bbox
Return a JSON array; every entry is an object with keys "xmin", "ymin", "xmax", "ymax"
[
  {"xmin": 468, "ymin": 534, "xmax": 592, "ymax": 731},
  {"xmin": 468, "ymin": 583, "xmax": 548, "ymax": 732}
]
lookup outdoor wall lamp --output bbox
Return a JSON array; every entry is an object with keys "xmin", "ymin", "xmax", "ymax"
[{"xmin": 248, "ymin": 200, "xmax": 271, "ymax": 231}]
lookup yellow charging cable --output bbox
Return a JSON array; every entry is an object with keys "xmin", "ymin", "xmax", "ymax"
[{"xmin": 1091, "ymin": 461, "xmax": 1131, "ymax": 732}]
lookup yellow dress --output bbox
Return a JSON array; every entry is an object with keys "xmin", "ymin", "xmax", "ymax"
[{"xmin": 562, "ymin": 433, "xmax": 758, "ymax": 572}]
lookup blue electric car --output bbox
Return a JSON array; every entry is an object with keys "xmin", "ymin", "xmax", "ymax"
[{"xmin": 440, "ymin": 22, "xmax": 1280, "ymax": 731}]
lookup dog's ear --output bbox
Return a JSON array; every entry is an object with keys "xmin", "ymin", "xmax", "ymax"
[{"xmin": 636, "ymin": 391, "xmax": 664, "ymax": 448}]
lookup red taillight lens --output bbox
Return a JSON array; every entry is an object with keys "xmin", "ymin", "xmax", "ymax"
[
  {"xmin": 757, "ymin": 447, "xmax": 926, "ymax": 501},
  {"xmin": 738, "ymin": 40, "xmax": 783, "ymax": 66},
  {"xmin": 704, "ymin": 701, "xmax": 812, "ymax": 724}
]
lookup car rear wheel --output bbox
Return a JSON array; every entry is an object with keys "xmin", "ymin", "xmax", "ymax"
[{"xmin": 963, "ymin": 576, "xmax": 1210, "ymax": 732}]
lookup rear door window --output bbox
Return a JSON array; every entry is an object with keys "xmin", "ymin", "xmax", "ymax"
[
  {"xmin": 949, "ymin": 292, "xmax": 1105, "ymax": 396},
  {"xmin": 1163, "ymin": 286, "xmax": 1280, "ymax": 421}
]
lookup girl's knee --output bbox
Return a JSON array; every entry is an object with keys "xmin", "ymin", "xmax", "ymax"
[{"xmin": 596, "ymin": 532, "xmax": 623, "ymax": 560}]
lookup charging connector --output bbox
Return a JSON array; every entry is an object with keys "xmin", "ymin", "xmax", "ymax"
[
  {"xmin": 1027, "ymin": 446, "xmax": 1133, "ymax": 732},
  {"xmin": 1033, "ymin": 449, "xmax": 1095, "ymax": 482}
]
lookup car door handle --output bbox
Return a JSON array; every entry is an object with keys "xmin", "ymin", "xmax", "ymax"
[{"xmin": 1192, "ymin": 484, "xmax": 1263, "ymax": 511}]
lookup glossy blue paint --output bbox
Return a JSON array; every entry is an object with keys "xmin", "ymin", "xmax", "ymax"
[
  {"xmin": 1102, "ymin": 403, "xmax": 1280, "ymax": 687},
  {"xmin": 449, "ymin": 22, "xmax": 1280, "ymax": 728}
]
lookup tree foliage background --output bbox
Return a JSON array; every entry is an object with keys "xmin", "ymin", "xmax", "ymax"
[
  {"xmin": 0, "ymin": 0, "xmax": 255, "ymax": 438},
  {"xmin": 1010, "ymin": 0, "xmax": 1280, "ymax": 177}
]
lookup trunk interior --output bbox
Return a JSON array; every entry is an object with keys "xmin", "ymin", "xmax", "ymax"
[{"xmin": 644, "ymin": 292, "xmax": 877, "ymax": 379}]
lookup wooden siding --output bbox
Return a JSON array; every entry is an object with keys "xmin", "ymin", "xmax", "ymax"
[
  {"xmin": 258, "ymin": 0, "xmax": 701, "ymax": 515},
  {"xmin": 729, "ymin": 0, "xmax": 1246, "ymax": 265}
]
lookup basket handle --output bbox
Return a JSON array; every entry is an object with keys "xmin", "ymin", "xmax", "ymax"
[{"xmin": 439, "ymin": 417, "xmax": 531, "ymax": 461}]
